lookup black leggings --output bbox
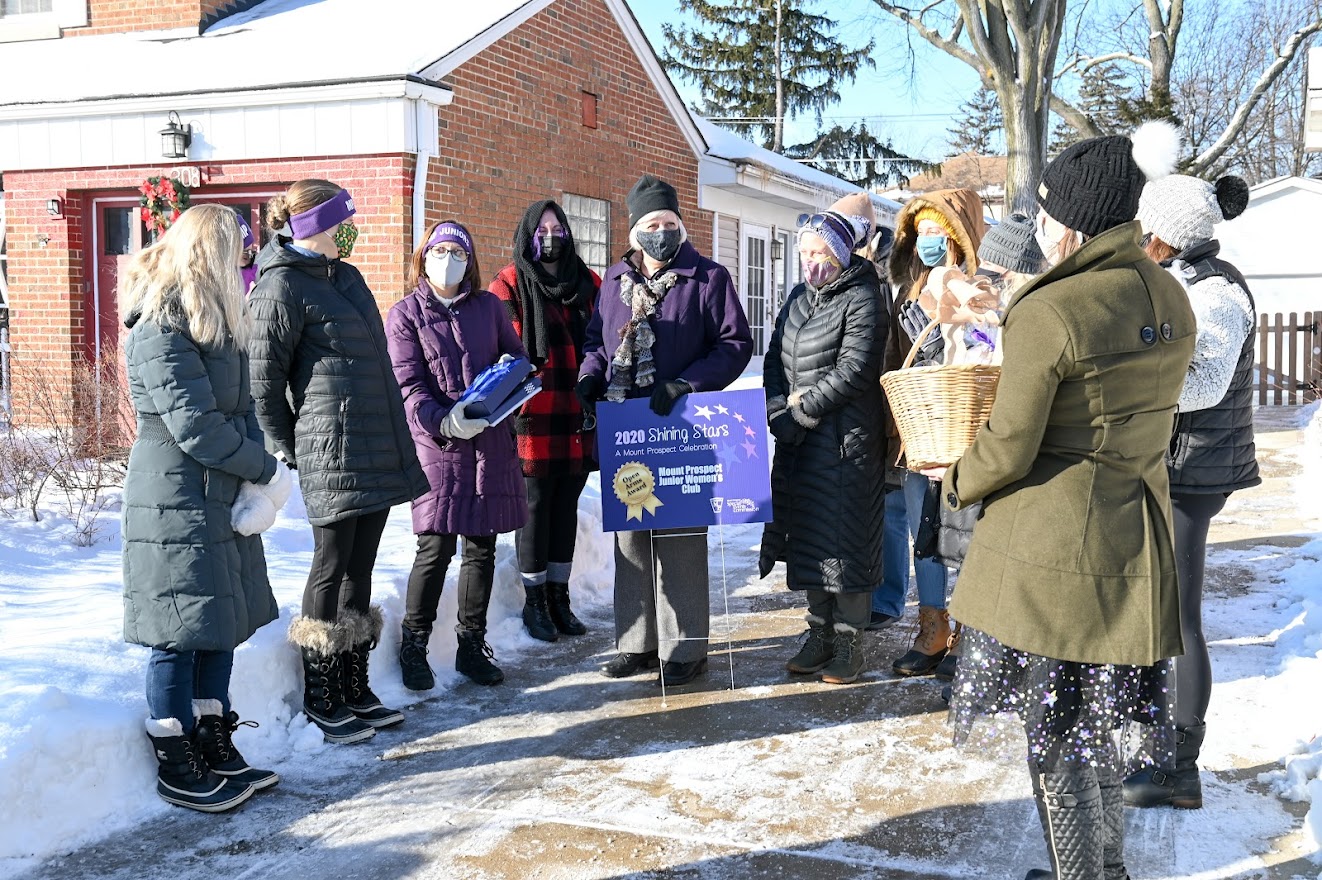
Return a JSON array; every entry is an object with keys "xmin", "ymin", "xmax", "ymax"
[
  {"xmin": 303, "ymin": 509, "xmax": 391, "ymax": 621},
  {"xmin": 403, "ymin": 533, "xmax": 498, "ymax": 635},
  {"xmin": 515, "ymin": 473, "xmax": 589, "ymax": 580},
  {"xmin": 1170, "ymin": 491, "xmax": 1229, "ymax": 728}
]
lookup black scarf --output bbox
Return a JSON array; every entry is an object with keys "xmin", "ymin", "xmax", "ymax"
[{"xmin": 512, "ymin": 200, "xmax": 595, "ymax": 367}]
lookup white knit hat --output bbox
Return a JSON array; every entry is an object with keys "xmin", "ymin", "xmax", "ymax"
[{"xmin": 1136, "ymin": 173, "xmax": 1250, "ymax": 251}]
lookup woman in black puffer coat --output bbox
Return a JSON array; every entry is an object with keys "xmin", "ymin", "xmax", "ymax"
[{"xmin": 759, "ymin": 194, "xmax": 887, "ymax": 685}]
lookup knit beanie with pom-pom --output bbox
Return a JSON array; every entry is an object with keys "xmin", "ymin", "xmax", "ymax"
[{"xmin": 1136, "ymin": 174, "xmax": 1250, "ymax": 251}]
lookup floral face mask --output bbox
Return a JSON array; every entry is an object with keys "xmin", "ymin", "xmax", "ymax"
[{"xmin": 333, "ymin": 221, "xmax": 359, "ymax": 259}]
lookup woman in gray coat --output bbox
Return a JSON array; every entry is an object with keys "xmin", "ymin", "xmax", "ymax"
[{"xmin": 121, "ymin": 205, "xmax": 290, "ymax": 813}]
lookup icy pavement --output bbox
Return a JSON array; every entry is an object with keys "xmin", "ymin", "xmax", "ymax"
[{"xmin": 2, "ymin": 405, "xmax": 1320, "ymax": 879}]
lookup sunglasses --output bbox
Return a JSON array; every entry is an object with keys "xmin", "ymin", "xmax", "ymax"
[{"xmin": 796, "ymin": 212, "xmax": 852, "ymax": 243}]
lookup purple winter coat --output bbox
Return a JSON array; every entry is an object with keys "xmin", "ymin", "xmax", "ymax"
[
  {"xmin": 580, "ymin": 241, "xmax": 753, "ymax": 393},
  {"xmin": 386, "ymin": 282, "xmax": 529, "ymax": 537}
]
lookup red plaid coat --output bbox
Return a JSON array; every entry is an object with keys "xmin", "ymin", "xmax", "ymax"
[{"xmin": 489, "ymin": 264, "xmax": 600, "ymax": 477}]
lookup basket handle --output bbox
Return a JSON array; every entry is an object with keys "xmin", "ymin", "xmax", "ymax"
[{"xmin": 900, "ymin": 317, "xmax": 942, "ymax": 370}]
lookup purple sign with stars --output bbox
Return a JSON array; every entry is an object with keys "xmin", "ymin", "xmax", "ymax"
[{"xmin": 595, "ymin": 389, "xmax": 772, "ymax": 532}]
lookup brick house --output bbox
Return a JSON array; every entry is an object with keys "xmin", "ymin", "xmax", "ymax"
[{"xmin": 0, "ymin": 0, "xmax": 884, "ymax": 415}]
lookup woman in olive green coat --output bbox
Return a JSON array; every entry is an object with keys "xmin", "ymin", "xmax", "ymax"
[{"xmin": 934, "ymin": 123, "xmax": 1194, "ymax": 880}]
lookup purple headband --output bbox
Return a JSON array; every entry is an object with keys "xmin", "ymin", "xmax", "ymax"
[
  {"xmin": 287, "ymin": 189, "xmax": 355, "ymax": 238},
  {"xmin": 426, "ymin": 222, "xmax": 473, "ymax": 256},
  {"xmin": 233, "ymin": 210, "xmax": 254, "ymax": 249}
]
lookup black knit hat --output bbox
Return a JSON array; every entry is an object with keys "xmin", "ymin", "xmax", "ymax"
[
  {"xmin": 1037, "ymin": 122, "xmax": 1181, "ymax": 237},
  {"xmin": 627, "ymin": 174, "xmax": 682, "ymax": 228}
]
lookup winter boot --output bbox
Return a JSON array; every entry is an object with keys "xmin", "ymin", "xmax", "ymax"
[
  {"xmin": 1097, "ymin": 762, "xmax": 1132, "ymax": 880},
  {"xmin": 1025, "ymin": 763, "xmax": 1105, "ymax": 880},
  {"xmin": 399, "ymin": 624, "xmax": 435, "ymax": 691},
  {"xmin": 192, "ymin": 700, "xmax": 279, "ymax": 791},
  {"xmin": 891, "ymin": 606, "xmax": 951, "ymax": 677},
  {"xmin": 786, "ymin": 614, "xmax": 835, "ymax": 674},
  {"xmin": 821, "ymin": 623, "xmax": 865, "ymax": 684},
  {"xmin": 289, "ymin": 616, "xmax": 376, "ymax": 745},
  {"xmin": 933, "ymin": 621, "xmax": 963, "ymax": 681},
  {"xmin": 145, "ymin": 718, "xmax": 254, "ymax": 813},
  {"xmin": 455, "ymin": 629, "xmax": 504, "ymax": 686},
  {"xmin": 1122, "ymin": 722, "xmax": 1206, "ymax": 809},
  {"xmin": 547, "ymin": 582, "xmax": 587, "ymax": 636},
  {"xmin": 341, "ymin": 608, "xmax": 404, "ymax": 729},
  {"xmin": 522, "ymin": 584, "xmax": 559, "ymax": 642}
]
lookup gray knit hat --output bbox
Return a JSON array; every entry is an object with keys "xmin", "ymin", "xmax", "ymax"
[
  {"xmin": 1136, "ymin": 174, "xmax": 1250, "ymax": 251},
  {"xmin": 977, "ymin": 212, "xmax": 1044, "ymax": 274}
]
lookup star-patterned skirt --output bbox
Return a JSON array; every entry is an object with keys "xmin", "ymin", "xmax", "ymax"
[{"xmin": 949, "ymin": 627, "xmax": 1177, "ymax": 774}]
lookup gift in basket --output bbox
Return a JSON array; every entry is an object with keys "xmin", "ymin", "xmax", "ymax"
[
  {"xmin": 880, "ymin": 267, "xmax": 1004, "ymax": 471},
  {"xmin": 457, "ymin": 356, "xmax": 541, "ymax": 424}
]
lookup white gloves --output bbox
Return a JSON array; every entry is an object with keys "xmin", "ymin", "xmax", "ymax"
[
  {"xmin": 497, "ymin": 353, "xmax": 517, "ymax": 365},
  {"xmin": 441, "ymin": 406, "xmax": 489, "ymax": 440},
  {"xmin": 231, "ymin": 461, "xmax": 293, "ymax": 536}
]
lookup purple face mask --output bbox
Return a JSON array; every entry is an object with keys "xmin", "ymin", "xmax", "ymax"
[{"xmin": 287, "ymin": 189, "xmax": 355, "ymax": 239}]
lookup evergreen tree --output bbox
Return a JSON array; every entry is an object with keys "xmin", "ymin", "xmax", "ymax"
[
  {"xmin": 784, "ymin": 123, "xmax": 938, "ymax": 189},
  {"xmin": 1052, "ymin": 63, "xmax": 1135, "ymax": 153},
  {"xmin": 947, "ymin": 87, "xmax": 1003, "ymax": 156},
  {"xmin": 661, "ymin": 0, "xmax": 874, "ymax": 153}
]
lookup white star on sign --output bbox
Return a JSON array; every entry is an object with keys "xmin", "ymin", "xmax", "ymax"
[
  {"xmin": 715, "ymin": 404, "xmax": 729, "ymax": 415},
  {"xmin": 693, "ymin": 405, "xmax": 715, "ymax": 421}
]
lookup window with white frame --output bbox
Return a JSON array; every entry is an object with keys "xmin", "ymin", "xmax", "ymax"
[
  {"xmin": 0, "ymin": 0, "xmax": 54, "ymax": 15},
  {"xmin": 0, "ymin": 0, "xmax": 85, "ymax": 41},
  {"xmin": 562, "ymin": 193, "xmax": 610, "ymax": 276}
]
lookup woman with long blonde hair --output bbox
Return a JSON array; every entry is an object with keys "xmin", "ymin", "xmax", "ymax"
[{"xmin": 121, "ymin": 204, "xmax": 291, "ymax": 813}]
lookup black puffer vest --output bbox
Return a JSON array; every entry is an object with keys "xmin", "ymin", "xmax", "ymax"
[{"xmin": 1165, "ymin": 239, "xmax": 1261, "ymax": 494}]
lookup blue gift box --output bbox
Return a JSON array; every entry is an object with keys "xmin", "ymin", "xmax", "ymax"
[
  {"xmin": 458, "ymin": 357, "xmax": 536, "ymax": 418},
  {"xmin": 483, "ymin": 376, "xmax": 542, "ymax": 426}
]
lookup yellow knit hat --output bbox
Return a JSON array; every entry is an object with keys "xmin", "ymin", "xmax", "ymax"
[{"xmin": 912, "ymin": 206, "xmax": 958, "ymax": 238}]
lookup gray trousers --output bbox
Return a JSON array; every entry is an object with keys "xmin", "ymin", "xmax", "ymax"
[
  {"xmin": 806, "ymin": 590, "xmax": 870, "ymax": 631},
  {"xmin": 614, "ymin": 526, "xmax": 710, "ymax": 663}
]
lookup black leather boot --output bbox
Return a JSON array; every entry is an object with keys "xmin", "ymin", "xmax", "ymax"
[
  {"xmin": 1024, "ymin": 762, "xmax": 1104, "ymax": 880},
  {"xmin": 455, "ymin": 629, "xmax": 504, "ymax": 686},
  {"xmin": 1097, "ymin": 762, "xmax": 1132, "ymax": 880},
  {"xmin": 547, "ymin": 582, "xmax": 587, "ymax": 635},
  {"xmin": 1122, "ymin": 723, "xmax": 1206, "ymax": 809},
  {"xmin": 522, "ymin": 584, "xmax": 559, "ymax": 642},
  {"xmin": 399, "ymin": 624, "xmax": 435, "ymax": 691},
  {"xmin": 601, "ymin": 651, "xmax": 660, "ymax": 678}
]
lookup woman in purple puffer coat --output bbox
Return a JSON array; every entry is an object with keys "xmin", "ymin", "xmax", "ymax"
[{"xmin": 386, "ymin": 219, "xmax": 528, "ymax": 689}]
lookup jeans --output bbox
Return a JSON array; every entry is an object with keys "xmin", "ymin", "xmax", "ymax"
[
  {"xmin": 303, "ymin": 509, "xmax": 391, "ymax": 621},
  {"xmin": 516, "ymin": 473, "xmax": 589, "ymax": 586},
  {"xmin": 871, "ymin": 473, "xmax": 949, "ymax": 613},
  {"xmin": 146, "ymin": 648, "xmax": 234, "ymax": 733},
  {"xmin": 403, "ymin": 533, "xmax": 498, "ymax": 635}
]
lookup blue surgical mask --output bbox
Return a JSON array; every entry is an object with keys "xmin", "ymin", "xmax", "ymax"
[{"xmin": 916, "ymin": 234, "xmax": 948, "ymax": 267}]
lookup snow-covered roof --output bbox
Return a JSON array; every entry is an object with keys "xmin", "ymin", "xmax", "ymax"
[{"xmin": 0, "ymin": 0, "xmax": 542, "ymax": 106}]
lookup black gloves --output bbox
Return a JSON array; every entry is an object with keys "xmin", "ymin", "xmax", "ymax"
[
  {"xmin": 576, "ymin": 374, "xmax": 605, "ymax": 415},
  {"xmin": 898, "ymin": 300, "xmax": 945, "ymax": 366},
  {"xmin": 768, "ymin": 409, "xmax": 806, "ymax": 447},
  {"xmin": 649, "ymin": 380, "xmax": 691, "ymax": 416}
]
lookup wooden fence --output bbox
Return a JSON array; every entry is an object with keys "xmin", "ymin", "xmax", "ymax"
[{"xmin": 1257, "ymin": 311, "xmax": 1320, "ymax": 405}]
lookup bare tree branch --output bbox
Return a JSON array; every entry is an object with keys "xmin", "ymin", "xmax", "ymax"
[
  {"xmin": 872, "ymin": 1, "xmax": 986, "ymax": 78},
  {"xmin": 1050, "ymin": 94, "xmax": 1103, "ymax": 139}
]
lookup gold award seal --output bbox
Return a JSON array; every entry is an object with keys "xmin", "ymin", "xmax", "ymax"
[{"xmin": 613, "ymin": 461, "xmax": 664, "ymax": 522}]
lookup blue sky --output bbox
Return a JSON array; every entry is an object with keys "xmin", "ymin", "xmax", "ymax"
[{"xmin": 623, "ymin": 1, "xmax": 986, "ymax": 162}]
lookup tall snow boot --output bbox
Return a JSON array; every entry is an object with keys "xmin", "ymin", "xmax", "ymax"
[
  {"xmin": 547, "ymin": 582, "xmax": 587, "ymax": 636},
  {"xmin": 341, "ymin": 607, "xmax": 404, "ymax": 729},
  {"xmin": 1096, "ymin": 762, "xmax": 1132, "ymax": 880},
  {"xmin": 455, "ymin": 629, "xmax": 504, "ymax": 686},
  {"xmin": 1024, "ymin": 763, "xmax": 1104, "ymax": 880},
  {"xmin": 192, "ymin": 700, "xmax": 279, "ymax": 791},
  {"xmin": 145, "ymin": 718, "xmax": 254, "ymax": 813},
  {"xmin": 289, "ymin": 616, "xmax": 376, "ymax": 744},
  {"xmin": 1122, "ymin": 722, "xmax": 1206, "ymax": 809},
  {"xmin": 522, "ymin": 583, "xmax": 559, "ymax": 642},
  {"xmin": 399, "ymin": 623, "xmax": 435, "ymax": 691},
  {"xmin": 892, "ymin": 606, "xmax": 951, "ymax": 676},
  {"xmin": 821, "ymin": 622, "xmax": 865, "ymax": 684},
  {"xmin": 786, "ymin": 613, "xmax": 834, "ymax": 674}
]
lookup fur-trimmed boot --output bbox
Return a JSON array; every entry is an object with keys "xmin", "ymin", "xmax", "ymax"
[
  {"xmin": 340, "ymin": 607, "xmax": 404, "ymax": 729},
  {"xmin": 892, "ymin": 606, "xmax": 951, "ymax": 676},
  {"xmin": 786, "ymin": 613, "xmax": 834, "ymax": 674},
  {"xmin": 1024, "ymin": 763, "xmax": 1104, "ymax": 880},
  {"xmin": 1122, "ymin": 722, "xmax": 1206, "ymax": 809},
  {"xmin": 821, "ymin": 622, "xmax": 865, "ymax": 684},
  {"xmin": 192, "ymin": 700, "xmax": 279, "ymax": 791},
  {"xmin": 522, "ymin": 584, "xmax": 559, "ymax": 642},
  {"xmin": 145, "ymin": 717, "xmax": 254, "ymax": 813},
  {"xmin": 288, "ymin": 616, "xmax": 375, "ymax": 744},
  {"xmin": 399, "ymin": 624, "xmax": 435, "ymax": 691},
  {"xmin": 547, "ymin": 582, "xmax": 587, "ymax": 636}
]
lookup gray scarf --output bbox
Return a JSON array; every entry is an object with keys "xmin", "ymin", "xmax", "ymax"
[{"xmin": 606, "ymin": 271, "xmax": 679, "ymax": 403}]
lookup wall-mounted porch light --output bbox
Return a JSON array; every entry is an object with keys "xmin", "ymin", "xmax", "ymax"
[{"xmin": 159, "ymin": 111, "xmax": 192, "ymax": 160}]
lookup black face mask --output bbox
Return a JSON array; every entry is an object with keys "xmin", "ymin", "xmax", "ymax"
[
  {"xmin": 636, "ymin": 228, "xmax": 682, "ymax": 263},
  {"xmin": 538, "ymin": 234, "xmax": 565, "ymax": 263}
]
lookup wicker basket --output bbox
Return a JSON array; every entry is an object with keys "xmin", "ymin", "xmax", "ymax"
[{"xmin": 880, "ymin": 320, "xmax": 1001, "ymax": 470}]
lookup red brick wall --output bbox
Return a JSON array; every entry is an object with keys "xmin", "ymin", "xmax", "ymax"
[
  {"xmin": 4, "ymin": 155, "xmax": 413, "ymax": 413},
  {"xmin": 426, "ymin": 0, "xmax": 710, "ymax": 279},
  {"xmin": 67, "ymin": 0, "xmax": 228, "ymax": 36}
]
